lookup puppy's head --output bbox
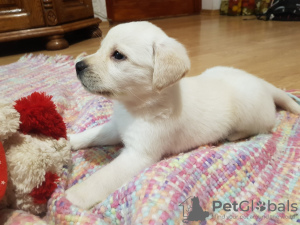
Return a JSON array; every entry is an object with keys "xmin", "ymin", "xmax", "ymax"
[{"xmin": 75, "ymin": 21, "xmax": 190, "ymax": 99}]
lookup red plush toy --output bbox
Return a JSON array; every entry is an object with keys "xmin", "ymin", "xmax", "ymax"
[
  {"xmin": 0, "ymin": 142, "xmax": 7, "ymax": 201},
  {"xmin": 0, "ymin": 92, "xmax": 71, "ymax": 215}
]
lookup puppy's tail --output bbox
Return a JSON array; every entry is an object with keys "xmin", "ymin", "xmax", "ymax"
[{"xmin": 264, "ymin": 81, "xmax": 300, "ymax": 114}]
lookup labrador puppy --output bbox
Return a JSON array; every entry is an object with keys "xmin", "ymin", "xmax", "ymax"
[{"xmin": 66, "ymin": 21, "xmax": 300, "ymax": 209}]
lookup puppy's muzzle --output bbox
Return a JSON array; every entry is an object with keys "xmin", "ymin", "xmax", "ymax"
[{"xmin": 75, "ymin": 61, "xmax": 88, "ymax": 79}]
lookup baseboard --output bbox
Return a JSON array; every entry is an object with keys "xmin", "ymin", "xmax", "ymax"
[
  {"xmin": 99, "ymin": 21, "xmax": 110, "ymax": 27},
  {"xmin": 201, "ymin": 10, "xmax": 220, "ymax": 16}
]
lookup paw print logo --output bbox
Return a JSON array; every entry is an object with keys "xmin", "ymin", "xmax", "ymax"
[{"xmin": 256, "ymin": 201, "xmax": 266, "ymax": 211}]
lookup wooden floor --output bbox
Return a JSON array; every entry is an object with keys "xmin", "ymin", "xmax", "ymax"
[{"xmin": 1, "ymin": 14, "xmax": 300, "ymax": 89}]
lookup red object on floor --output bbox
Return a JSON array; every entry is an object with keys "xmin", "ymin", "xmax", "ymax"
[
  {"xmin": 0, "ymin": 142, "xmax": 7, "ymax": 200},
  {"xmin": 30, "ymin": 172, "xmax": 60, "ymax": 204},
  {"xmin": 14, "ymin": 92, "xmax": 67, "ymax": 140}
]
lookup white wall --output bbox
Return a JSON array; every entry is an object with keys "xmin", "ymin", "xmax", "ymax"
[
  {"xmin": 92, "ymin": 0, "xmax": 107, "ymax": 21},
  {"xmin": 202, "ymin": 0, "xmax": 221, "ymax": 10}
]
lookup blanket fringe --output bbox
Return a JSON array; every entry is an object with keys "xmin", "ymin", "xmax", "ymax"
[{"xmin": 19, "ymin": 54, "xmax": 74, "ymax": 65}]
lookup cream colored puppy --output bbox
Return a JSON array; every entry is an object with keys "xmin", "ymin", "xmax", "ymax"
[{"xmin": 66, "ymin": 21, "xmax": 300, "ymax": 209}]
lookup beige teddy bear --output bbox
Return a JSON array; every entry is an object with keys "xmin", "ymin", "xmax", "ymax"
[{"xmin": 0, "ymin": 92, "xmax": 71, "ymax": 216}]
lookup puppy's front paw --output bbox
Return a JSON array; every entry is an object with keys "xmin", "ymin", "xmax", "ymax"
[
  {"xmin": 68, "ymin": 134, "xmax": 85, "ymax": 151},
  {"xmin": 65, "ymin": 184, "xmax": 94, "ymax": 210}
]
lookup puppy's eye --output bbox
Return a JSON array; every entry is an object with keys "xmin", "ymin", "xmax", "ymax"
[{"xmin": 112, "ymin": 51, "xmax": 125, "ymax": 60}]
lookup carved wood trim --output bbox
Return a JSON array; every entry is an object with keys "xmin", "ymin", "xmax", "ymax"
[{"xmin": 42, "ymin": 0, "xmax": 58, "ymax": 26}]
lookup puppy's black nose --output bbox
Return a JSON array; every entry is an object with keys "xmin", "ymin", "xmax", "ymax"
[{"xmin": 76, "ymin": 61, "xmax": 88, "ymax": 74}]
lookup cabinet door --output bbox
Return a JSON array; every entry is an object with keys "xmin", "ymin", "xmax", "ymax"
[
  {"xmin": 106, "ymin": 0, "xmax": 201, "ymax": 22},
  {"xmin": 0, "ymin": 0, "xmax": 45, "ymax": 33},
  {"xmin": 52, "ymin": 0, "xmax": 94, "ymax": 25}
]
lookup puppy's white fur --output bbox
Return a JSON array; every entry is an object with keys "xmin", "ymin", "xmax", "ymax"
[{"xmin": 66, "ymin": 21, "xmax": 300, "ymax": 209}]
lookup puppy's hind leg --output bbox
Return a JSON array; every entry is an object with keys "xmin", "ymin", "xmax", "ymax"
[
  {"xmin": 69, "ymin": 118, "xmax": 121, "ymax": 150},
  {"xmin": 227, "ymin": 131, "xmax": 253, "ymax": 142}
]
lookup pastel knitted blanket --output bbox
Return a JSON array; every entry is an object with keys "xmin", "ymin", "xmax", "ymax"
[{"xmin": 0, "ymin": 54, "xmax": 299, "ymax": 225}]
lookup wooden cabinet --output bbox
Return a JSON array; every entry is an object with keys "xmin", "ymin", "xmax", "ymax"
[
  {"xmin": 106, "ymin": 0, "xmax": 201, "ymax": 22},
  {"xmin": 46, "ymin": 0, "xmax": 94, "ymax": 25},
  {"xmin": 0, "ymin": 0, "xmax": 101, "ymax": 50},
  {"xmin": 0, "ymin": 0, "xmax": 45, "ymax": 33}
]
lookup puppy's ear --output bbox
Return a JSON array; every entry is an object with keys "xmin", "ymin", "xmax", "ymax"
[{"xmin": 153, "ymin": 37, "xmax": 190, "ymax": 91}]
